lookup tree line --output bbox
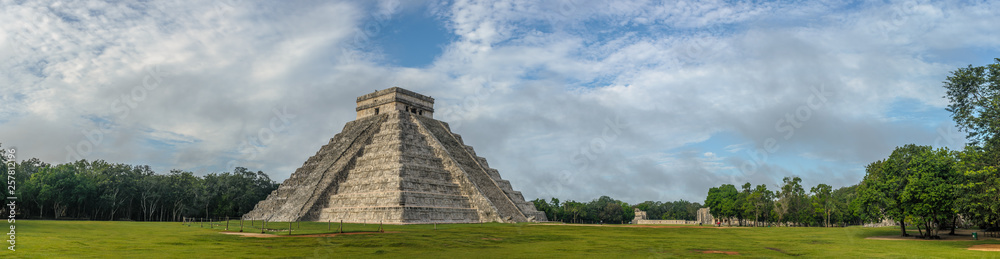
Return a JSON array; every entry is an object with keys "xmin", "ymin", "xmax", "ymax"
[
  {"xmin": 705, "ymin": 59, "xmax": 1000, "ymax": 236},
  {"xmin": 703, "ymin": 178, "xmax": 862, "ymax": 227},
  {"xmin": 858, "ymin": 145, "xmax": 998, "ymax": 238},
  {"xmin": 855, "ymin": 58, "xmax": 1000, "ymax": 238},
  {"xmin": 0, "ymin": 154, "xmax": 278, "ymax": 221},
  {"xmin": 531, "ymin": 196, "xmax": 702, "ymax": 224}
]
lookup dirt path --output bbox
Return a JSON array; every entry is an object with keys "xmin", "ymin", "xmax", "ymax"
[
  {"xmin": 693, "ymin": 249, "xmax": 739, "ymax": 255},
  {"xmin": 535, "ymin": 223, "xmax": 728, "ymax": 229},
  {"xmin": 220, "ymin": 231, "xmax": 397, "ymax": 238},
  {"xmin": 865, "ymin": 235, "xmax": 977, "ymax": 241},
  {"xmin": 968, "ymin": 244, "xmax": 1000, "ymax": 251},
  {"xmin": 866, "ymin": 229, "xmax": 998, "ymax": 241},
  {"xmin": 621, "ymin": 225, "xmax": 731, "ymax": 229}
]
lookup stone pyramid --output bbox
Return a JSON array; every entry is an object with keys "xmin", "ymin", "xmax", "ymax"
[{"xmin": 244, "ymin": 87, "xmax": 547, "ymax": 224}]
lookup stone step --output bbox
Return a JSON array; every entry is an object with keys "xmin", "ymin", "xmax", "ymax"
[
  {"xmin": 414, "ymin": 115, "xmax": 528, "ymax": 222},
  {"xmin": 243, "ymin": 114, "xmax": 387, "ymax": 222},
  {"xmin": 337, "ymin": 177, "xmax": 465, "ymax": 195},
  {"xmin": 327, "ymin": 191, "xmax": 473, "ymax": 208}
]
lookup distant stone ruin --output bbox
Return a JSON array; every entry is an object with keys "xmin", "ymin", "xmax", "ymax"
[
  {"xmin": 631, "ymin": 207, "xmax": 715, "ymax": 225},
  {"xmin": 696, "ymin": 207, "xmax": 714, "ymax": 225},
  {"xmin": 243, "ymin": 87, "xmax": 547, "ymax": 224}
]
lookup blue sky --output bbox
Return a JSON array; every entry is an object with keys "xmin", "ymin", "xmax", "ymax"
[
  {"xmin": 1, "ymin": 0, "xmax": 998, "ymax": 204},
  {"xmin": 371, "ymin": 4, "xmax": 452, "ymax": 68}
]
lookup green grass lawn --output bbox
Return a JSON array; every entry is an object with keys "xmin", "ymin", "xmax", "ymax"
[{"xmin": 3, "ymin": 220, "xmax": 998, "ymax": 258}]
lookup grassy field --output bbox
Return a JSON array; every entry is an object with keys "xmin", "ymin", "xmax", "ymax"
[{"xmin": 3, "ymin": 220, "xmax": 999, "ymax": 258}]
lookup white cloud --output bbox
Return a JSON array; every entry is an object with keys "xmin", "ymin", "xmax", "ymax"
[{"xmin": 1, "ymin": 0, "xmax": 995, "ymax": 204}]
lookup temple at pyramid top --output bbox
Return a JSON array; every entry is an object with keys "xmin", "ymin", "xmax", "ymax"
[{"xmin": 356, "ymin": 87, "xmax": 435, "ymax": 119}]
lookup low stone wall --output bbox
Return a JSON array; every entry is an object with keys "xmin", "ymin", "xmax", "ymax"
[
  {"xmin": 635, "ymin": 219, "xmax": 696, "ymax": 225},
  {"xmin": 864, "ymin": 218, "xmax": 899, "ymax": 227},
  {"xmin": 631, "ymin": 207, "xmax": 714, "ymax": 225}
]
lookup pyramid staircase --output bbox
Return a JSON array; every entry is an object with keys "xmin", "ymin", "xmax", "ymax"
[{"xmin": 244, "ymin": 88, "xmax": 547, "ymax": 223}]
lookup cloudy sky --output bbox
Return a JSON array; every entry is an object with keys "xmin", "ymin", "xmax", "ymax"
[{"xmin": 2, "ymin": 0, "xmax": 997, "ymax": 204}]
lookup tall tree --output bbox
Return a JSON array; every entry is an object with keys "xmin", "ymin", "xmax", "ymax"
[
  {"xmin": 955, "ymin": 146, "xmax": 1000, "ymax": 229},
  {"xmin": 532, "ymin": 198, "xmax": 552, "ymax": 221},
  {"xmin": 33, "ymin": 164, "xmax": 81, "ymax": 219},
  {"xmin": 811, "ymin": 184, "xmax": 833, "ymax": 227},
  {"xmin": 738, "ymin": 183, "xmax": 752, "ymax": 226},
  {"xmin": 901, "ymin": 147, "xmax": 958, "ymax": 238},
  {"xmin": 747, "ymin": 184, "xmax": 773, "ymax": 226},
  {"xmin": 859, "ymin": 144, "xmax": 930, "ymax": 236},
  {"xmin": 705, "ymin": 184, "xmax": 739, "ymax": 225},
  {"xmin": 832, "ymin": 185, "xmax": 861, "ymax": 227},
  {"xmin": 600, "ymin": 202, "xmax": 623, "ymax": 224},
  {"xmin": 563, "ymin": 201, "xmax": 585, "ymax": 223},
  {"xmin": 549, "ymin": 197, "xmax": 561, "ymax": 221},
  {"xmin": 775, "ymin": 177, "xmax": 805, "ymax": 226},
  {"xmin": 3, "ymin": 150, "xmax": 49, "ymax": 219},
  {"xmin": 165, "ymin": 170, "xmax": 200, "ymax": 221},
  {"xmin": 943, "ymin": 58, "xmax": 1000, "ymax": 165}
]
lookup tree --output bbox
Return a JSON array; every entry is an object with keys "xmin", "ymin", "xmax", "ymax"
[
  {"xmin": 166, "ymin": 170, "xmax": 200, "ymax": 221},
  {"xmin": 586, "ymin": 196, "xmax": 621, "ymax": 224},
  {"xmin": 832, "ymin": 185, "xmax": 861, "ymax": 227},
  {"xmin": 600, "ymin": 202, "xmax": 623, "ymax": 224},
  {"xmin": 563, "ymin": 201, "xmax": 585, "ymax": 223},
  {"xmin": 70, "ymin": 166, "xmax": 100, "ymax": 219},
  {"xmin": 747, "ymin": 184, "xmax": 773, "ymax": 226},
  {"xmin": 620, "ymin": 201, "xmax": 634, "ymax": 223},
  {"xmin": 97, "ymin": 162, "xmax": 140, "ymax": 220},
  {"xmin": 705, "ymin": 184, "xmax": 739, "ymax": 225},
  {"xmin": 3, "ymin": 150, "xmax": 49, "ymax": 219},
  {"xmin": 775, "ymin": 177, "xmax": 805, "ymax": 226},
  {"xmin": 3, "ymin": 156, "xmax": 278, "ymax": 221},
  {"xmin": 532, "ymin": 198, "xmax": 551, "ymax": 220},
  {"xmin": 139, "ymin": 174, "xmax": 165, "ymax": 221},
  {"xmin": 669, "ymin": 200, "xmax": 699, "ymax": 221},
  {"xmin": 33, "ymin": 164, "xmax": 81, "ymax": 219},
  {"xmin": 548, "ymin": 198, "xmax": 561, "ymax": 221},
  {"xmin": 955, "ymin": 146, "xmax": 1000, "ymax": 229},
  {"xmin": 738, "ymin": 183, "xmax": 751, "ymax": 226},
  {"xmin": 531, "ymin": 198, "xmax": 567, "ymax": 222},
  {"xmin": 810, "ymin": 184, "xmax": 833, "ymax": 227},
  {"xmin": 900, "ymin": 147, "xmax": 958, "ymax": 238},
  {"xmin": 943, "ymin": 58, "xmax": 1000, "ymax": 165},
  {"xmin": 859, "ymin": 145, "xmax": 931, "ymax": 236}
]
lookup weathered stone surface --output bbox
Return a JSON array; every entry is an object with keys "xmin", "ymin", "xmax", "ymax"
[
  {"xmin": 244, "ymin": 88, "xmax": 547, "ymax": 223},
  {"xmin": 696, "ymin": 207, "xmax": 714, "ymax": 225},
  {"xmin": 630, "ymin": 207, "xmax": 715, "ymax": 225}
]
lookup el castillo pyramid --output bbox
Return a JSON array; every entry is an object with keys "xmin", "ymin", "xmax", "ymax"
[{"xmin": 244, "ymin": 87, "xmax": 547, "ymax": 224}]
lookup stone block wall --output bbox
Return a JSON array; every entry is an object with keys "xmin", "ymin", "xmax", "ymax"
[
  {"xmin": 629, "ymin": 208, "xmax": 713, "ymax": 226},
  {"xmin": 244, "ymin": 114, "xmax": 385, "ymax": 222},
  {"xmin": 415, "ymin": 115, "xmax": 530, "ymax": 222}
]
